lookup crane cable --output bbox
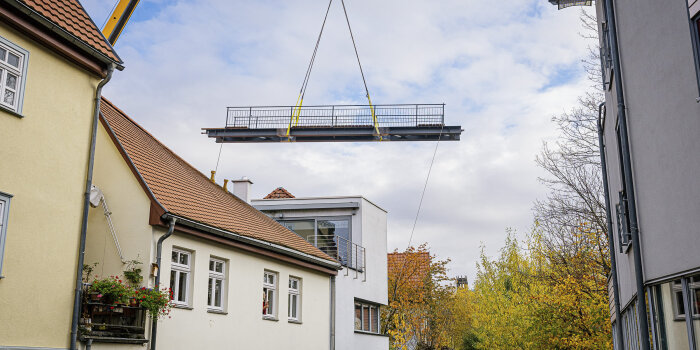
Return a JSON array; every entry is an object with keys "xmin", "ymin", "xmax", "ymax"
[
  {"xmin": 406, "ymin": 123, "xmax": 445, "ymax": 249},
  {"xmin": 287, "ymin": 0, "xmax": 334, "ymax": 137},
  {"xmin": 286, "ymin": 0, "xmax": 382, "ymax": 140},
  {"xmin": 340, "ymin": 0, "xmax": 381, "ymax": 139}
]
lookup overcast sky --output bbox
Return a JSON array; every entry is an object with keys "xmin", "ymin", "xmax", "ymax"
[{"xmin": 83, "ymin": 0, "xmax": 595, "ymax": 283}]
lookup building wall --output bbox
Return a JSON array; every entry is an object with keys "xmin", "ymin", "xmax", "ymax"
[
  {"xmin": 597, "ymin": 0, "xmax": 700, "ymax": 310},
  {"xmin": 335, "ymin": 198, "xmax": 388, "ymax": 350},
  {"xmin": 251, "ymin": 196, "xmax": 389, "ymax": 350},
  {"xmin": 0, "ymin": 21, "xmax": 100, "ymax": 349},
  {"xmin": 156, "ymin": 230, "xmax": 331, "ymax": 350},
  {"xmin": 81, "ymin": 123, "xmax": 154, "ymax": 349},
  {"xmin": 85, "ymin": 127, "xmax": 333, "ymax": 349},
  {"xmin": 85, "ymin": 122, "xmax": 154, "ymax": 284}
]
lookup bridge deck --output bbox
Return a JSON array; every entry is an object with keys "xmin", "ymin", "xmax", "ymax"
[{"xmin": 202, "ymin": 104, "xmax": 462, "ymax": 143}]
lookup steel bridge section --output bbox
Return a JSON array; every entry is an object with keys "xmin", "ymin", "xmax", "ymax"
[
  {"xmin": 203, "ymin": 126, "xmax": 462, "ymax": 143},
  {"xmin": 202, "ymin": 103, "xmax": 462, "ymax": 143}
]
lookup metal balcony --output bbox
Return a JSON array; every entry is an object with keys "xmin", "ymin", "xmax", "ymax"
[
  {"xmin": 202, "ymin": 104, "xmax": 462, "ymax": 143},
  {"xmin": 79, "ymin": 300, "xmax": 148, "ymax": 344},
  {"xmin": 308, "ymin": 234, "xmax": 365, "ymax": 273}
]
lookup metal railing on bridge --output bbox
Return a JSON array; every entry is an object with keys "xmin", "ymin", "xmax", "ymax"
[{"xmin": 225, "ymin": 104, "xmax": 445, "ymax": 129}]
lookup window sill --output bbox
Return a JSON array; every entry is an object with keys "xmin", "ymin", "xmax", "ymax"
[
  {"xmin": 172, "ymin": 304, "xmax": 193, "ymax": 310},
  {"xmin": 0, "ymin": 105, "xmax": 23, "ymax": 119},
  {"xmin": 81, "ymin": 336, "xmax": 149, "ymax": 344},
  {"xmin": 207, "ymin": 309, "xmax": 227, "ymax": 315},
  {"xmin": 288, "ymin": 319, "xmax": 302, "ymax": 324},
  {"xmin": 354, "ymin": 330, "xmax": 388, "ymax": 337},
  {"xmin": 262, "ymin": 315, "xmax": 278, "ymax": 322}
]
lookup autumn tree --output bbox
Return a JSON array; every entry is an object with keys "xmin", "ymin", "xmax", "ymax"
[
  {"xmin": 529, "ymin": 9, "xmax": 612, "ymax": 347},
  {"xmin": 471, "ymin": 229, "xmax": 612, "ymax": 349},
  {"xmin": 383, "ymin": 244, "xmax": 453, "ymax": 350}
]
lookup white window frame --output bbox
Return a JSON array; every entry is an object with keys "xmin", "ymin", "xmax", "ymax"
[
  {"xmin": 672, "ymin": 276, "xmax": 700, "ymax": 320},
  {"xmin": 207, "ymin": 257, "xmax": 226, "ymax": 311},
  {"xmin": 354, "ymin": 300, "xmax": 380, "ymax": 333},
  {"xmin": 0, "ymin": 36, "xmax": 28, "ymax": 115},
  {"xmin": 170, "ymin": 249, "xmax": 192, "ymax": 306},
  {"xmin": 263, "ymin": 271, "xmax": 278, "ymax": 319},
  {"xmin": 0, "ymin": 192, "xmax": 12, "ymax": 277},
  {"xmin": 288, "ymin": 276, "xmax": 301, "ymax": 322}
]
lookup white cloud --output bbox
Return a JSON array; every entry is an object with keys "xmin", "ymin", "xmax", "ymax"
[{"xmin": 83, "ymin": 0, "xmax": 596, "ymax": 282}]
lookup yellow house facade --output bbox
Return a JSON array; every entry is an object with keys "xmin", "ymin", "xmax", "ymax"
[
  {"xmin": 81, "ymin": 99, "xmax": 340, "ymax": 349},
  {"xmin": 0, "ymin": 1, "xmax": 122, "ymax": 348}
]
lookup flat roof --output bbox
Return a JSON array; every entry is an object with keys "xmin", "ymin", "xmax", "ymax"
[{"xmin": 252, "ymin": 195, "xmax": 387, "ymax": 213}]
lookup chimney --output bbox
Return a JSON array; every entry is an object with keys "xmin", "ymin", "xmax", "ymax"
[{"xmin": 232, "ymin": 177, "xmax": 253, "ymax": 203}]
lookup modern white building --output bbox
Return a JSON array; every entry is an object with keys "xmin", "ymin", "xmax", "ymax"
[{"xmin": 252, "ymin": 188, "xmax": 390, "ymax": 350}]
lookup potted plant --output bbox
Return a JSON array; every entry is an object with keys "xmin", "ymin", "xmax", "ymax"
[
  {"xmin": 137, "ymin": 287, "xmax": 173, "ymax": 320},
  {"xmin": 83, "ymin": 262, "xmax": 100, "ymax": 301},
  {"xmin": 123, "ymin": 259, "xmax": 143, "ymax": 287},
  {"xmin": 88, "ymin": 276, "xmax": 131, "ymax": 305}
]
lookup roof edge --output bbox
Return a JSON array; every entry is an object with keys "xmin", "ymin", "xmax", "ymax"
[
  {"xmin": 165, "ymin": 214, "xmax": 342, "ymax": 271},
  {"xmin": 253, "ymin": 195, "xmax": 387, "ymax": 213},
  {"xmin": 5, "ymin": 0, "xmax": 124, "ymax": 69}
]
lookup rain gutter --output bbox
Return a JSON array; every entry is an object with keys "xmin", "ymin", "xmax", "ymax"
[{"xmin": 69, "ymin": 63, "xmax": 115, "ymax": 350}]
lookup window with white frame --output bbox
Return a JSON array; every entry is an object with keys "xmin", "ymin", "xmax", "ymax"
[
  {"xmin": 169, "ymin": 249, "xmax": 191, "ymax": 306},
  {"xmin": 288, "ymin": 277, "xmax": 301, "ymax": 321},
  {"xmin": 207, "ymin": 258, "xmax": 226, "ymax": 311},
  {"xmin": 0, "ymin": 37, "xmax": 28, "ymax": 114},
  {"xmin": 0, "ymin": 192, "xmax": 12, "ymax": 276},
  {"xmin": 672, "ymin": 276, "xmax": 700, "ymax": 320},
  {"xmin": 262, "ymin": 271, "xmax": 277, "ymax": 318},
  {"xmin": 354, "ymin": 301, "xmax": 380, "ymax": 333}
]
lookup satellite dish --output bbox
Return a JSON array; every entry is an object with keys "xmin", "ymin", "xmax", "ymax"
[{"xmin": 89, "ymin": 185, "xmax": 104, "ymax": 208}]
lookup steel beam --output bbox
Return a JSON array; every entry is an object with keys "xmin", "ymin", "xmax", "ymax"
[{"xmin": 202, "ymin": 126, "xmax": 462, "ymax": 143}]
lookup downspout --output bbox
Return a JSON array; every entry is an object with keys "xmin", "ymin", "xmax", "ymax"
[
  {"xmin": 330, "ymin": 275, "xmax": 336, "ymax": 350},
  {"xmin": 70, "ymin": 63, "xmax": 115, "ymax": 350},
  {"xmin": 598, "ymin": 103, "xmax": 624, "ymax": 349},
  {"xmin": 603, "ymin": 0, "xmax": 651, "ymax": 348},
  {"xmin": 150, "ymin": 216, "xmax": 177, "ymax": 350}
]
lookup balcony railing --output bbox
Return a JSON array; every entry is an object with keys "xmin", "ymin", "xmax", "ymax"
[
  {"xmin": 224, "ymin": 104, "xmax": 445, "ymax": 129},
  {"xmin": 308, "ymin": 234, "xmax": 365, "ymax": 273},
  {"xmin": 80, "ymin": 290, "xmax": 148, "ymax": 343}
]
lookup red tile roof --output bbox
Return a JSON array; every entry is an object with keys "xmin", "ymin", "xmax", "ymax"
[
  {"xmin": 388, "ymin": 252, "xmax": 430, "ymax": 286},
  {"xmin": 264, "ymin": 187, "xmax": 295, "ymax": 199},
  {"xmin": 99, "ymin": 98, "xmax": 335, "ymax": 263},
  {"xmin": 16, "ymin": 0, "xmax": 121, "ymax": 63}
]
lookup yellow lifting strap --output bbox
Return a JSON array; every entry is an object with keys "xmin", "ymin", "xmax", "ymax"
[
  {"xmin": 366, "ymin": 95, "xmax": 381, "ymax": 139},
  {"xmin": 287, "ymin": 0, "xmax": 382, "ymax": 141},
  {"xmin": 286, "ymin": 94, "xmax": 303, "ymax": 137}
]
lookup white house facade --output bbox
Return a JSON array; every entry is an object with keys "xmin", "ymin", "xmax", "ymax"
[
  {"xmin": 252, "ymin": 190, "xmax": 390, "ymax": 350},
  {"xmin": 82, "ymin": 99, "xmax": 340, "ymax": 350}
]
